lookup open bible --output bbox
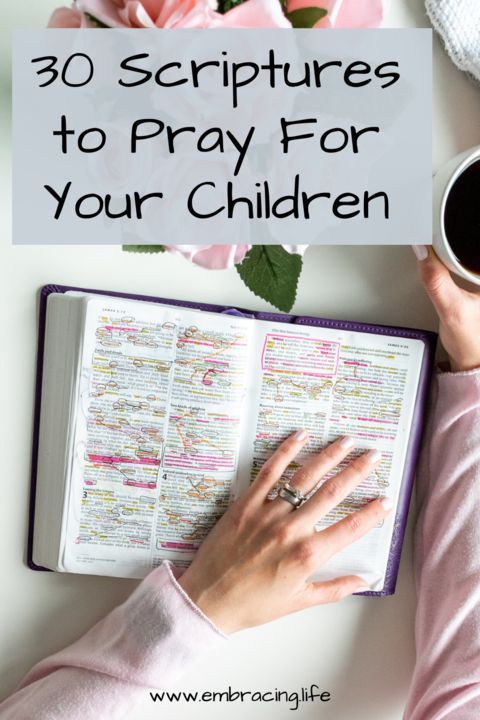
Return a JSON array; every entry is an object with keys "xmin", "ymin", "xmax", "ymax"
[{"xmin": 29, "ymin": 285, "xmax": 436, "ymax": 595}]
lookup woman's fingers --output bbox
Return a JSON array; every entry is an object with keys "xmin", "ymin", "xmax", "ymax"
[
  {"xmin": 249, "ymin": 429, "xmax": 309, "ymax": 501},
  {"xmin": 303, "ymin": 575, "xmax": 368, "ymax": 607},
  {"xmin": 269, "ymin": 435, "xmax": 357, "ymax": 514},
  {"xmin": 291, "ymin": 435, "xmax": 357, "ymax": 493},
  {"xmin": 294, "ymin": 449, "xmax": 382, "ymax": 524},
  {"xmin": 315, "ymin": 496, "xmax": 392, "ymax": 564}
]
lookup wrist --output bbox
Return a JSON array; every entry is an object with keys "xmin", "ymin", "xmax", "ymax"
[
  {"xmin": 160, "ymin": 561, "xmax": 229, "ymax": 641},
  {"xmin": 177, "ymin": 572, "xmax": 239, "ymax": 635},
  {"xmin": 448, "ymin": 357, "xmax": 480, "ymax": 373}
]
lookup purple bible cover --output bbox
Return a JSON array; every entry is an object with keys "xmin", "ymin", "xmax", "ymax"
[{"xmin": 28, "ymin": 283, "xmax": 437, "ymax": 596}]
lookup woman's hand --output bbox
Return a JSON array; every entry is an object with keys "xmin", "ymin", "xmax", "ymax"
[
  {"xmin": 178, "ymin": 432, "xmax": 391, "ymax": 634},
  {"xmin": 413, "ymin": 245, "xmax": 480, "ymax": 371}
]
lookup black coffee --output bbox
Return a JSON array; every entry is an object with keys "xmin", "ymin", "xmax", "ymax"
[{"xmin": 444, "ymin": 158, "xmax": 480, "ymax": 274}]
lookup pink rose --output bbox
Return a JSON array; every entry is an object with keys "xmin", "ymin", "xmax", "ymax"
[
  {"xmin": 48, "ymin": 0, "xmax": 291, "ymax": 29},
  {"xmin": 287, "ymin": 0, "xmax": 384, "ymax": 28},
  {"xmin": 47, "ymin": 0, "xmax": 382, "ymax": 270},
  {"xmin": 74, "ymin": 0, "xmax": 219, "ymax": 27},
  {"xmin": 47, "ymin": 0, "xmax": 293, "ymax": 268}
]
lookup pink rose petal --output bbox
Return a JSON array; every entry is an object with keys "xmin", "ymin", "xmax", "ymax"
[
  {"xmin": 287, "ymin": 0, "xmax": 384, "ymax": 28},
  {"xmin": 48, "ymin": 7, "xmax": 83, "ymax": 27},
  {"xmin": 166, "ymin": 244, "xmax": 251, "ymax": 268}
]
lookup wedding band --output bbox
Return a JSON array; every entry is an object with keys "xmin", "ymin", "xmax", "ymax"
[{"xmin": 278, "ymin": 482, "xmax": 307, "ymax": 509}]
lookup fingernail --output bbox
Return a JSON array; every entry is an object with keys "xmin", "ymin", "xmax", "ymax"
[
  {"xmin": 294, "ymin": 429, "xmax": 308, "ymax": 442},
  {"xmin": 339, "ymin": 435, "xmax": 356, "ymax": 450},
  {"xmin": 366, "ymin": 449, "xmax": 382, "ymax": 464},
  {"xmin": 379, "ymin": 496, "xmax": 393, "ymax": 511},
  {"xmin": 411, "ymin": 245, "xmax": 429, "ymax": 261}
]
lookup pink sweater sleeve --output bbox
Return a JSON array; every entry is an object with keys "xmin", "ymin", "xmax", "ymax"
[
  {"xmin": 0, "ymin": 561, "xmax": 226, "ymax": 720},
  {"xmin": 405, "ymin": 369, "xmax": 480, "ymax": 719},
  {"xmin": 4, "ymin": 372, "xmax": 480, "ymax": 720}
]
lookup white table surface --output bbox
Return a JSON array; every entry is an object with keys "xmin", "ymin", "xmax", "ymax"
[{"xmin": 1, "ymin": 2, "xmax": 480, "ymax": 718}]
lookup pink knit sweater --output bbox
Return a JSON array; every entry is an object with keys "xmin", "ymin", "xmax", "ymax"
[{"xmin": 1, "ymin": 370, "xmax": 479, "ymax": 720}]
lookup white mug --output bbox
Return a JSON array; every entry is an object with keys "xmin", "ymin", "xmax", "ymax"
[{"xmin": 433, "ymin": 144, "xmax": 480, "ymax": 286}]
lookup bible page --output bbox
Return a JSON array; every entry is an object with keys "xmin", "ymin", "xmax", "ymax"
[
  {"xmin": 237, "ymin": 321, "xmax": 425, "ymax": 591},
  {"xmin": 61, "ymin": 294, "xmax": 253, "ymax": 577}
]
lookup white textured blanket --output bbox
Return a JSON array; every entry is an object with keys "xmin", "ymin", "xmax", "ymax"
[{"xmin": 426, "ymin": 0, "xmax": 480, "ymax": 82}]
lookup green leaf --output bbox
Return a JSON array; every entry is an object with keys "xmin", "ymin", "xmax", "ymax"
[
  {"xmin": 236, "ymin": 245, "xmax": 302, "ymax": 312},
  {"xmin": 84, "ymin": 12, "xmax": 111, "ymax": 28},
  {"xmin": 217, "ymin": 0, "xmax": 246, "ymax": 12},
  {"xmin": 122, "ymin": 245, "xmax": 166, "ymax": 253},
  {"xmin": 286, "ymin": 7, "xmax": 328, "ymax": 27}
]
